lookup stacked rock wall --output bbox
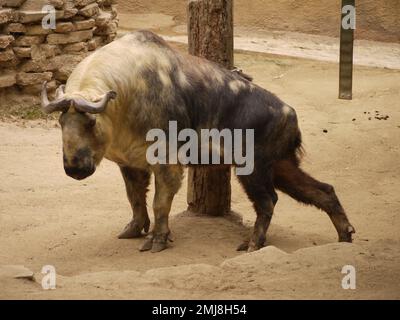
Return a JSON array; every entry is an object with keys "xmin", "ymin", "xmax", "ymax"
[{"xmin": 0, "ymin": 0, "xmax": 118, "ymax": 94}]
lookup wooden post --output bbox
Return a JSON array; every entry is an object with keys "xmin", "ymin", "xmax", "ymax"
[
  {"xmin": 187, "ymin": 0, "xmax": 233, "ymax": 216},
  {"xmin": 339, "ymin": 0, "xmax": 355, "ymax": 100}
]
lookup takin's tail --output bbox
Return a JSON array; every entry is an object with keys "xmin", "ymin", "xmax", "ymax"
[{"xmin": 274, "ymin": 104, "xmax": 304, "ymax": 166}]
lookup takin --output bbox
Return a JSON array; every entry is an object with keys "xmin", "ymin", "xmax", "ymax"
[{"xmin": 41, "ymin": 30, "xmax": 355, "ymax": 253}]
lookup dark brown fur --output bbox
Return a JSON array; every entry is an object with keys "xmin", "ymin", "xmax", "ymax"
[
  {"xmin": 57, "ymin": 31, "xmax": 354, "ymax": 252},
  {"xmin": 273, "ymin": 157, "xmax": 354, "ymax": 242}
]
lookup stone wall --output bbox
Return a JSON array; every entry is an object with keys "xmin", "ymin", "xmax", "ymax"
[{"xmin": 0, "ymin": 0, "xmax": 118, "ymax": 94}]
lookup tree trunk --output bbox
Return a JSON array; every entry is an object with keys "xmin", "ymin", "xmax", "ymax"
[
  {"xmin": 187, "ymin": 0, "xmax": 233, "ymax": 216},
  {"xmin": 188, "ymin": 0, "xmax": 234, "ymax": 70}
]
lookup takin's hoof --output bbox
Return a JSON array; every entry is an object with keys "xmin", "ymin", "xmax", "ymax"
[
  {"xmin": 139, "ymin": 233, "xmax": 171, "ymax": 253},
  {"xmin": 247, "ymin": 241, "xmax": 265, "ymax": 253},
  {"xmin": 338, "ymin": 225, "xmax": 356, "ymax": 243},
  {"xmin": 236, "ymin": 239, "xmax": 265, "ymax": 252},
  {"xmin": 236, "ymin": 241, "xmax": 249, "ymax": 251},
  {"xmin": 118, "ymin": 218, "xmax": 150, "ymax": 239}
]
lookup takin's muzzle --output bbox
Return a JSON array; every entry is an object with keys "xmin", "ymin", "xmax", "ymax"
[
  {"xmin": 63, "ymin": 148, "xmax": 96, "ymax": 180},
  {"xmin": 64, "ymin": 165, "xmax": 96, "ymax": 180}
]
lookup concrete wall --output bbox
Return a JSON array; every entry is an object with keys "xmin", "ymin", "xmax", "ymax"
[
  {"xmin": 124, "ymin": 0, "xmax": 400, "ymax": 43},
  {"xmin": 233, "ymin": 0, "xmax": 400, "ymax": 43}
]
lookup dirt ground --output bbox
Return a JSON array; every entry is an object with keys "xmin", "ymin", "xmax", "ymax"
[{"xmin": 1, "ymin": 4, "xmax": 400, "ymax": 300}]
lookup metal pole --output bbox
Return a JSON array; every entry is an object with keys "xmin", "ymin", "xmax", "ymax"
[{"xmin": 339, "ymin": 0, "xmax": 355, "ymax": 100}]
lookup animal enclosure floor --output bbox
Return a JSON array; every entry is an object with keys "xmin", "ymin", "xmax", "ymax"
[
  {"xmin": 0, "ymin": 51, "xmax": 400, "ymax": 299},
  {"xmin": 117, "ymin": 13, "xmax": 400, "ymax": 70}
]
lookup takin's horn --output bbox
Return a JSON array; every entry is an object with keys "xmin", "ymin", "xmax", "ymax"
[
  {"xmin": 41, "ymin": 81, "xmax": 71, "ymax": 114},
  {"xmin": 72, "ymin": 91, "xmax": 117, "ymax": 114},
  {"xmin": 55, "ymin": 84, "xmax": 66, "ymax": 99}
]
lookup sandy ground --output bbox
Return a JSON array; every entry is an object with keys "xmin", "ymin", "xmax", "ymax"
[
  {"xmin": 118, "ymin": 13, "xmax": 400, "ymax": 70},
  {"xmin": 1, "ymin": 47, "xmax": 400, "ymax": 299}
]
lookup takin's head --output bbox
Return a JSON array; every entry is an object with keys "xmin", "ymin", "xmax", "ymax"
[{"xmin": 41, "ymin": 82, "xmax": 117, "ymax": 180}]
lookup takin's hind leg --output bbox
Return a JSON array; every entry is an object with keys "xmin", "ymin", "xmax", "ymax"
[
  {"xmin": 118, "ymin": 167, "xmax": 151, "ymax": 239},
  {"xmin": 237, "ymin": 165, "xmax": 278, "ymax": 252},
  {"xmin": 140, "ymin": 165, "xmax": 183, "ymax": 253},
  {"xmin": 273, "ymin": 159, "xmax": 355, "ymax": 242}
]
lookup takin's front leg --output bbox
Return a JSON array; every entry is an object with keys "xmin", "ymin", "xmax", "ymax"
[
  {"xmin": 118, "ymin": 167, "xmax": 151, "ymax": 239},
  {"xmin": 140, "ymin": 165, "xmax": 183, "ymax": 253}
]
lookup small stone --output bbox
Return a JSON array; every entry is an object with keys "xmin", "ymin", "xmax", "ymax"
[
  {"xmin": 0, "ymin": 265, "xmax": 34, "ymax": 281},
  {"xmin": 55, "ymin": 22, "xmax": 75, "ymax": 33},
  {"xmin": 73, "ymin": 18, "xmax": 95, "ymax": 30},
  {"xmin": 0, "ymin": 70, "xmax": 16, "ymax": 88},
  {"xmin": 13, "ymin": 35, "xmax": 45, "ymax": 47},
  {"xmin": 63, "ymin": 41, "xmax": 88, "ymax": 53},
  {"xmin": 79, "ymin": 3, "xmax": 99, "ymax": 18},
  {"xmin": 0, "ymin": 35, "xmax": 14, "ymax": 49},
  {"xmin": 0, "ymin": 47, "xmax": 15, "ymax": 62},
  {"xmin": 19, "ymin": 58, "xmax": 56, "ymax": 72},
  {"xmin": 352, "ymin": 118, "xmax": 356, "ymax": 121},
  {"xmin": 111, "ymin": 5, "xmax": 117, "ymax": 18},
  {"xmin": 0, "ymin": 55, "xmax": 19, "ymax": 68},
  {"xmin": 98, "ymin": 0, "xmax": 117, "ymax": 5},
  {"xmin": 3, "ymin": 22, "xmax": 26, "ymax": 34},
  {"xmin": 16, "ymin": 71, "xmax": 53, "ymax": 86},
  {"xmin": 22, "ymin": 79, "xmax": 57, "ymax": 94},
  {"xmin": 49, "ymin": 0, "xmax": 64, "ymax": 9},
  {"xmin": 25, "ymin": 24, "xmax": 54, "ymax": 35},
  {"xmin": 13, "ymin": 46, "xmax": 31, "ymax": 58},
  {"xmin": 18, "ymin": 10, "xmax": 64, "ymax": 23},
  {"xmin": 87, "ymin": 35, "xmax": 101, "ymax": 50},
  {"xmin": 4, "ymin": 0, "xmax": 27, "ymax": 7},
  {"xmin": 323, "ymin": 129, "xmax": 328, "ymax": 133},
  {"xmin": 105, "ymin": 32, "xmax": 116, "ymax": 43},
  {"xmin": 31, "ymin": 44, "xmax": 59, "ymax": 60},
  {"xmin": 95, "ymin": 10, "xmax": 112, "ymax": 27},
  {"xmin": 73, "ymin": 0, "xmax": 96, "ymax": 7},
  {"xmin": 62, "ymin": 0, "xmax": 79, "ymax": 19},
  {"xmin": 47, "ymin": 30, "xmax": 93, "ymax": 44},
  {"xmin": 94, "ymin": 21, "xmax": 117, "ymax": 36},
  {"xmin": 0, "ymin": 9, "xmax": 14, "ymax": 24}
]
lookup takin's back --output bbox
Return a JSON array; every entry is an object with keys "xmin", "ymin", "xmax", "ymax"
[{"xmin": 66, "ymin": 31, "xmax": 297, "ymax": 147}]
